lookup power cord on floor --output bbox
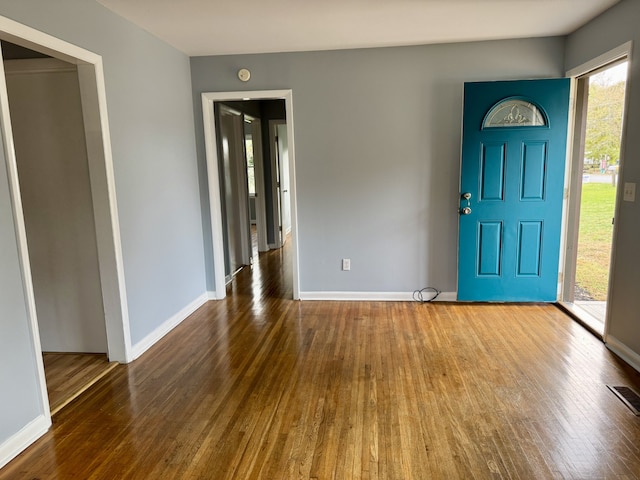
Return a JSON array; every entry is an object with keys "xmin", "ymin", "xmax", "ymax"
[{"xmin": 413, "ymin": 287, "xmax": 441, "ymax": 303}]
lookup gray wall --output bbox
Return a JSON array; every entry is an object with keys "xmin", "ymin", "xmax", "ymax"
[
  {"xmin": 565, "ymin": 0, "xmax": 640, "ymax": 354},
  {"xmin": 6, "ymin": 60, "xmax": 107, "ymax": 353},
  {"xmin": 191, "ymin": 38, "xmax": 565, "ymax": 293},
  {"xmin": 0, "ymin": 133, "xmax": 42, "ymax": 447},
  {"xmin": 0, "ymin": 0, "xmax": 204, "ymax": 448}
]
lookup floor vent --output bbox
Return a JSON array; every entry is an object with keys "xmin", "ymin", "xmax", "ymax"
[{"xmin": 607, "ymin": 385, "xmax": 640, "ymax": 415}]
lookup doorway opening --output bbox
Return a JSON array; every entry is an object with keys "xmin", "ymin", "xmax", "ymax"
[
  {"xmin": 0, "ymin": 18, "xmax": 130, "ymax": 424},
  {"xmin": 202, "ymin": 91, "xmax": 299, "ymax": 300},
  {"xmin": 214, "ymin": 101, "xmax": 290, "ymax": 287},
  {"xmin": 2, "ymin": 42, "xmax": 119, "ymax": 414},
  {"xmin": 269, "ymin": 120, "xmax": 292, "ymax": 249},
  {"xmin": 563, "ymin": 51, "xmax": 630, "ymax": 337}
]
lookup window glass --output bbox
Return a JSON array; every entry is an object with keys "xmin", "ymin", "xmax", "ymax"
[
  {"xmin": 484, "ymin": 99, "xmax": 546, "ymax": 128},
  {"xmin": 245, "ymin": 136, "xmax": 256, "ymax": 195}
]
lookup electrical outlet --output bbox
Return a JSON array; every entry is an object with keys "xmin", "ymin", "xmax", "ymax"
[
  {"xmin": 624, "ymin": 182, "xmax": 636, "ymax": 202},
  {"xmin": 342, "ymin": 258, "xmax": 351, "ymax": 271}
]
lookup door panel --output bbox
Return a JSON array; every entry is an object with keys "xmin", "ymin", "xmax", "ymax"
[
  {"xmin": 521, "ymin": 141, "xmax": 547, "ymax": 200},
  {"xmin": 458, "ymin": 79, "xmax": 570, "ymax": 302},
  {"xmin": 478, "ymin": 222, "xmax": 502, "ymax": 276},
  {"xmin": 277, "ymin": 124, "xmax": 291, "ymax": 243},
  {"xmin": 218, "ymin": 106, "xmax": 252, "ymax": 277},
  {"xmin": 480, "ymin": 143, "xmax": 506, "ymax": 201},
  {"xmin": 218, "ymin": 110, "xmax": 240, "ymax": 276},
  {"xmin": 517, "ymin": 221, "xmax": 543, "ymax": 276}
]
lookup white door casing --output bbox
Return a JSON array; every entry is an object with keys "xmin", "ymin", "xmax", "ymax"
[
  {"xmin": 562, "ymin": 41, "xmax": 633, "ymax": 340},
  {"xmin": 277, "ymin": 123, "xmax": 292, "ymax": 241},
  {"xmin": 201, "ymin": 90, "xmax": 300, "ymax": 300},
  {"xmin": 0, "ymin": 13, "xmax": 131, "ymax": 469}
]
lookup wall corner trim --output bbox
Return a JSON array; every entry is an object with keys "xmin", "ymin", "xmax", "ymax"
[
  {"xmin": 298, "ymin": 291, "xmax": 457, "ymax": 302},
  {"xmin": 566, "ymin": 41, "xmax": 633, "ymax": 78},
  {"xmin": 606, "ymin": 335, "xmax": 640, "ymax": 373},
  {"xmin": 130, "ymin": 292, "xmax": 209, "ymax": 361},
  {"xmin": 0, "ymin": 414, "xmax": 50, "ymax": 470}
]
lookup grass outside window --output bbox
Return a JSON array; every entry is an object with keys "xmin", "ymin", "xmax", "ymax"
[{"xmin": 575, "ymin": 182, "xmax": 616, "ymax": 301}]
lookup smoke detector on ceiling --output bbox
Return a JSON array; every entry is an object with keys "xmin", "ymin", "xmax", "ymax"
[{"xmin": 237, "ymin": 68, "xmax": 251, "ymax": 82}]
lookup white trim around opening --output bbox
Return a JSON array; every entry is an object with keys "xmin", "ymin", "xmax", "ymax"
[
  {"xmin": 562, "ymin": 41, "xmax": 633, "ymax": 342},
  {"xmin": 0, "ymin": 16, "xmax": 131, "ymax": 467},
  {"xmin": 201, "ymin": 90, "xmax": 300, "ymax": 300}
]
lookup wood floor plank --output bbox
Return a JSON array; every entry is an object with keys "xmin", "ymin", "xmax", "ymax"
[
  {"xmin": 4, "ymin": 241, "xmax": 640, "ymax": 479},
  {"xmin": 43, "ymin": 352, "xmax": 118, "ymax": 415}
]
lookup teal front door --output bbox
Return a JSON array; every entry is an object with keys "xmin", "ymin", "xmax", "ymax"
[{"xmin": 457, "ymin": 79, "xmax": 570, "ymax": 301}]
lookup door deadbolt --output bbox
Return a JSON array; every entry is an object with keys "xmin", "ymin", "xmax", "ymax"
[{"xmin": 460, "ymin": 192, "xmax": 472, "ymax": 215}]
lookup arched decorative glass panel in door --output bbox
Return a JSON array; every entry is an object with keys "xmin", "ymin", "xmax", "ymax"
[{"xmin": 483, "ymin": 98, "xmax": 547, "ymax": 128}]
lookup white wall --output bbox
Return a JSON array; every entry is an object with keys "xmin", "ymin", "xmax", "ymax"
[
  {"xmin": 565, "ymin": 0, "xmax": 640, "ymax": 361},
  {"xmin": 190, "ymin": 38, "xmax": 566, "ymax": 295},
  {"xmin": 5, "ymin": 59, "xmax": 107, "ymax": 353}
]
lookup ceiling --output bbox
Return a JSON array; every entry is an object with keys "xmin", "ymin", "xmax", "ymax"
[{"xmin": 96, "ymin": 0, "xmax": 619, "ymax": 57}]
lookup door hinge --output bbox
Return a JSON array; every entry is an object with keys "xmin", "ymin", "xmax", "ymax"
[
  {"xmin": 558, "ymin": 272, "xmax": 564, "ymax": 282},
  {"xmin": 564, "ymin": 188, "xmax": 569, "ymax": 199}
]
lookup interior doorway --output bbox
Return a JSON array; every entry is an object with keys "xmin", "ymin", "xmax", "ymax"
[
  {"xmin": 563, "ymin": 52, "xmax": 630, "ymax": 337},
  {"xmin": 214, "ymin": 101, "xmax": 291, "ymax": 285},
  {"xmin": 0, "ymin": 19, "xmax": 130, "ymax": 424},
  {"xmin": 201, "ymin": 90, "xmax": 300, "ymax": 300},
  {"xmin": 2, "ymin": 44, "xmax": 119, "ymax": 414}
]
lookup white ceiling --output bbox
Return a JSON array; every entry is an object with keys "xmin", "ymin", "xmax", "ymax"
[{"xmin": 96, "ymin": 0, "xmax": 619, "ymax": 57}]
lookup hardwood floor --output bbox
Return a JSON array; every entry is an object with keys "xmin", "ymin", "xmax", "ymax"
[
  {"xmin": 43, "ymin": 353, "xmax": 118, "ymax": 415},
  {"xmin": 3, "ymin": 243, "xmax": 640, "ymax": 478}
]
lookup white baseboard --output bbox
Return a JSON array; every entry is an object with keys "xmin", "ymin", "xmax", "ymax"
[
  {"xmin": 207, "ymin": 290, "xmax": 225, "ymax": 300},
  {"xmin": 606, "ymin": 335, "xmax": 640, "ymax": 373},
  {"xmin": 298, "ymin": 291, "xmax": 457, "ymax": 302},
  {"xmin": 430, "ymin": 291, "xmax": 457, "ymax": 302},
  {"xmin": 0, "ymin": 414, "xmax": 50, "ymax": 470},
  {"xmin": 130, "ymin": 292, "xmax": 209, "ymax": 361}
]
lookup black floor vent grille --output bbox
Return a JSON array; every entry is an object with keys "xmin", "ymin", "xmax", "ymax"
[{"xmin": 607, "ymin": 385, "xmax": 640, "ymax": 415}]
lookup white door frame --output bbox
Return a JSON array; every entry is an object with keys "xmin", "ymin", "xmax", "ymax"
[
  {"xmin": 0, "ymin": 16, "xmax": 131, "ymax": 425},
  {"xmin": 561, "ymin": 41, "xmax": 633, "ymax": 340},
  {"xmin": 269, "ymin": 119, "xmax": 286, "ymax": 249},
  {"xmin": 245, "ymin": 116, "xmax": 269, "ymax": 253},
  {"xmin": 202, "ymin": 90, "xmax": 300, "ymax": 300}
]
